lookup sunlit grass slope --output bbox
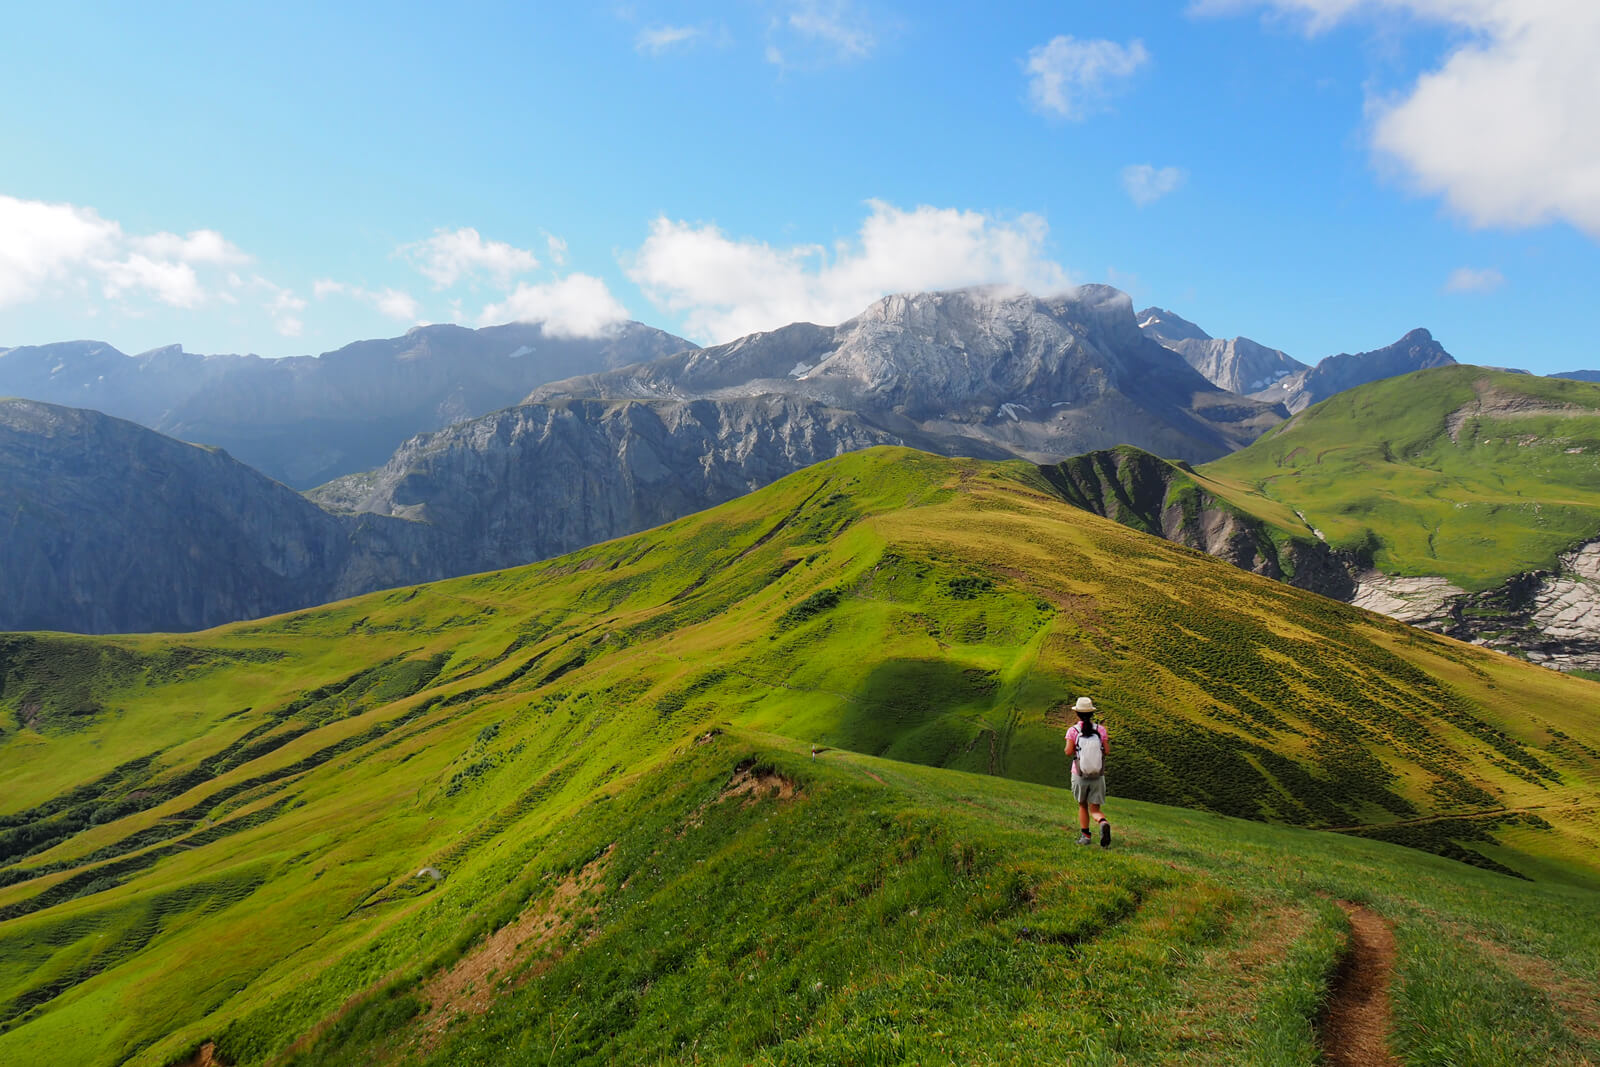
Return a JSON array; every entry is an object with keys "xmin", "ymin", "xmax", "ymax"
[
  {"xmin": 1, "ymin": 446, "xmax": 1598, "ymax": 1064},
  {"xmin": 1201, "ymin": 366, "xmax": 1600, "ymax": 588}
]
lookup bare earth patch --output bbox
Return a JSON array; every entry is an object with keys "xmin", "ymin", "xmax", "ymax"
[
  {"xmin": 680, "ymin": 760, "xmax": 798, "ymax": 837},
  {"xmin": 1321, "ymin": 903, "xmax": 1401, "ymax": 1067},
  {"xmin": 177, "ymin": 1040, "xmax": 222, "ymax": 1067},
  {"xmin": 715, "ymin": 761, "xmax": 796, "ymax": 804},
  {"xmin": 412, "ymin": 845, "xmax": 614, "ymax": 1051}
]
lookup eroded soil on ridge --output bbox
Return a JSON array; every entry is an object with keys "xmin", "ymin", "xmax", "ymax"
[
  {"xmin": 1321, "ymin": 903, "xmax": 1400, "ymax": 1067},
  {"xmin": 412, "ymin": 846, "xmax": 614, "ymax": 1051}
]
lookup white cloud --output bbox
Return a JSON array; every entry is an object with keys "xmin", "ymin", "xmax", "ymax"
[
  {"xmin": 0, "ymin": 194, "xmax": 254, "ymax": 310},
  {"xmin": 1444, "ymin": 266, "xmax": 1504, "ymax": 292},
  {"xmin": 1121, "ymin": 164, "xmax": 1188, "ymax": 206},
  {"xmin": 312, "ymin": 278, "xmax": 421, "ymax": 323},
  {"xmin": 1025, "ymin": 36, "xmax": 1149, "ymax": 120},
  {"xmin": 1205, "ymin": 1, "xmax": 1600, "ymax": 238},
  {"xmin": 626, "ymin": 200, "xmax": 1073, "ymax": 343},
  {"xmin": 767, "ymin": 1, "xmax": 877, "ymax": 68},
  {"xmin": 480, "ymin": 274, "xmax": 631, "ymax": 338},
  {"xmin": 134, "ymin": 229, "xmax": 250, "ymax": 266},
  {"xmin": 99, "ymin": 255, "xmax": 204, "ymax": 308},
  {"xmin": 373, "ymin": 288, "xmax": 421, "ymax": 321},
  {"xmin": 401, "ymin": 227, "xmax": 540, "ymax": 288},
  {"xmin": 636, "ymin": 24, "xmax": 702, "ymax": 53}
]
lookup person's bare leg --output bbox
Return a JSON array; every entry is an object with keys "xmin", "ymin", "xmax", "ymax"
[
  {"xmin": 1078, "ymin": 802, "xmax": 1091, "ymax": 833},
  {"xmin": 1089, "ymin": 803, "xmax": 1104, "ymax": 825}
]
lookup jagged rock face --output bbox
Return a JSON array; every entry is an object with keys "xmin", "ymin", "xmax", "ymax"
[
  {"xmin": 1414, "ymin": 543, "xmax": 1600, "ymax": 672},
  {"xmin": 310, "ymin": 396, "xmax": 902, "ymax": 570},
  {"xmin": 1036, "ymin": 447, "xmax": 1357, "ymax": 600},
  {"xmin": 1252, "ymin": 328, "xmax": 1456, "ymax": 414},
  {"xmin": 533, "ymin": 286, "xmax": 1286, "ymax": 464},
  {"xmin": 1137, "ymin": 306, "xmax": 1307, "ymax": 395},
  {"xmin": 0, "ymin": 322, "xmax": 694, "ymax": 488},
  {"xmin": 1042, "ymin": 444, "xmax": 1600, "ymax": 671},
  {"xmin": 0, "ymin": 400, "xmax": 455, "ymax": 634}
]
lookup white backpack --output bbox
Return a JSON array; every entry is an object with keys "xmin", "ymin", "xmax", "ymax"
[{"xmin": 1076, "ymin": 724, "xmax": 1105, "ymax": 778}]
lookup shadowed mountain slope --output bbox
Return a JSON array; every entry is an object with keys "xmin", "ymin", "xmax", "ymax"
[
  {"xmin": 0, "ymin": 399, "xmax": 461, "ymax": 633},
  {"xmin": 1252, "ymin": 327, "xmax": 1457, "ymax": 414},
  {"xmin": 1, "ymin": 447, "xmax": 1596, "ymax": 1065}
]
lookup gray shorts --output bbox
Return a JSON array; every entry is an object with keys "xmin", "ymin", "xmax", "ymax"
[{"xmin": 1072, "ymin": 772, "xmax": 1106, "ymax": 806}]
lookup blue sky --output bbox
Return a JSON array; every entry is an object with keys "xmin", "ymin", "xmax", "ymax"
[{"xmin": 3, "ymin": 1, "xmax": 1596, "ymax": 374}]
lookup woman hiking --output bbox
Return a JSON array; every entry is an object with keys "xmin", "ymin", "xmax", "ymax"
[{"xmin": 1063, "ymin": 696, "xmax": 1111, "ymax": 847}]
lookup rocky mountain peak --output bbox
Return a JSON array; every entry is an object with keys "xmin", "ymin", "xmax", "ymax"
[{"xmin": 1136, "ymin": 306, "xmax": 1212, "ymax": 343}]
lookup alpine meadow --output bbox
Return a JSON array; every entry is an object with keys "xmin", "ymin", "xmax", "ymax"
[
  {"xmin": 8, "ymin": 3, "xmax": 1600, "ymax": 1064},
  {"xmin": 2, "ymin": 449, "xmax": 1597, "ymax": 1064}
]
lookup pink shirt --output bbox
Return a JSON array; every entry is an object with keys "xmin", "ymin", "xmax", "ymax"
[{"xmin": 1066, "ymin": 721, "xmax": 1107, "ymax": 777}]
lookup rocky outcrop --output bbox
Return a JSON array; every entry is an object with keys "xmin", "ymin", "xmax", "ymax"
[
  {"xmin": 1137, "ymin": 306, "xmax": 1307, "ymax": 395},
  {"xmin": 1036, "ymin": 446, "xmax": 1358, "ymax": 600},
  {"xmin": 1040, "ymin": 444, "xmax": 1600, "ymax": 671},
  {"xmin": 0, "ymin": 322, "xmax": 694, "ymax": 488},
  {"xmin": 1408, "ymin": 543, "xmax": 1600, "ymax": 672},
  {"xmin": 1252, "ymin": 328, "xmax": 1456, "ymax": 414},
  {"xmin": 0, "ymin": 400, "xmax": 459, "ymax": 633}
]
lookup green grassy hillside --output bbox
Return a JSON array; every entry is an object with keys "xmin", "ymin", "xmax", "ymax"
[
  {"xmin": 1, "ymin": 446, "xmax": 1598, "ymax": 1065},
  {"xmin": 1201, "ymin": 366, "xmax": 1600, "ymax": 589}
]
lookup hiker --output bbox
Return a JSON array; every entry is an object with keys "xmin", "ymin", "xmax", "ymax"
[{"xmin": 1063, "ymin": 696, "xmax": 1111, "ymax": 847}]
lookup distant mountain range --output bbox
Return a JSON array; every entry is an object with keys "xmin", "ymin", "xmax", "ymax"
[
  {"xmin": 6, "ymin": 284, "xmax": 1597, "ymax": 658},
  {"xmin": 0, "ymin": 322, "xmax": 693, "ymax": 488},
  {"xmin": 1137, "ymin": 306, "xmax": 1458, "ymax": 413}
]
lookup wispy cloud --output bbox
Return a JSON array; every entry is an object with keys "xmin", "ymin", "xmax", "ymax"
[
  {"xmin": 1122, "ymin": 164, "xmax": 1188, "ymax": 206},
  {"xmin": 626, "ymin": 200, "xmax": 1073, "ymax": 343},
  {"xmin": 1444, "ymin": 266, "xmax": 1504, "ymax": 293},
  {"xmin": 767, "ymin": 0, "xmax": 878, "ymax": 69},
  {"xmin": 635, "ymin": 24, "xmax": 703, "ymax": 54},
  {"xmin": 1025, "ymin": 36, "xmax": 1149, "ymax": 120},
  {"xmin": 1204, "ymin": 1, "xmax": 1600, "ymax": 239},
  {"xmin": 313, "ymin": 280, "xmax": 421, "ymax": 323}
]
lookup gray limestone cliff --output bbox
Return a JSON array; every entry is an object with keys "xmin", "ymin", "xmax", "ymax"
[
  {"xmin": 309, "ymin": 395, "xmax": 907, "ymax": 570},
  {"xmin": 1137, "ymin": 307, "xmax": 1308, "ymax": 395},
  {"xmin": 533, "ymin": 286, "xmax": 1287, "ymax": 464}
]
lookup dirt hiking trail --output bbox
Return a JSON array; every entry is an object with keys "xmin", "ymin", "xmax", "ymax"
[{"xmin": 1321, "ymin": 902, "xmax": 1401, "ymax": 1067}]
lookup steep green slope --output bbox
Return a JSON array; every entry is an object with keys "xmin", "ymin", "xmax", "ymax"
[
  {"xmin": 1201, "ymin": 366, "xmax": 1600, "ymax": 589},
  {"xmin": 1, "ymin": 447, "xmax": 1598, "ymax": 1064}
]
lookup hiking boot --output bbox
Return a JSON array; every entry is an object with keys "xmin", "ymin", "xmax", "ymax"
[{"xmin": 1099, "ymin": 820, "xmax": 1112, "ymax": 848}]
